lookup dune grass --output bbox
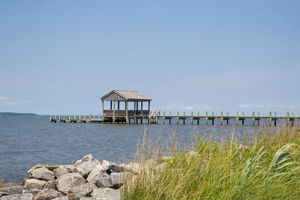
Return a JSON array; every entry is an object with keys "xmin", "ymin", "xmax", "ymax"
[{"xmin": 122, "ymin": 128, "xmax": 300, "ymax": 200}]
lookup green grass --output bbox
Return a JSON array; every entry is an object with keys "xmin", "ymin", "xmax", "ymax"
[{"xmin": 122, "ymin": 128, "xmax": 300, "ymax": 200}]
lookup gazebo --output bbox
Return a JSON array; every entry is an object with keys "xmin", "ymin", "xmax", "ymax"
[{"xmin": 100, "ymin": 90, "xmax": 152, "ymax": 123}]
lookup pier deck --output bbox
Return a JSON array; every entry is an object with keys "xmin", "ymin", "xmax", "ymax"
[{"xmin": 50, "ymin": 112, "xmax": 299, "ymax": 126}]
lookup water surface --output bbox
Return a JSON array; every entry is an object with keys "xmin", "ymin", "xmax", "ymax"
[{"xmin": 0, "ymin": 115, "xmax": 283, "ymax": 182}]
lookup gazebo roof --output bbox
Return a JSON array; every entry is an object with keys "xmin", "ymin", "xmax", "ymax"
[{"xmin": 101, "ymin": 90, "xmax": 152, "ymax": 101}]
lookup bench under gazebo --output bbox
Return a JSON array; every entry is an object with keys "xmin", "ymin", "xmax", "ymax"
[{"xmin": 100, "ymin": 90, "xmax": 152, "ymax": 123}]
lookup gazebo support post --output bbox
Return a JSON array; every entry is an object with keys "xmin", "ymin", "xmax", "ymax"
[
  {"xmin": 141, "ymin": 101, "xmax": 143, "ymax": 116},
  {"xmin": 125, "ymin": 101, "xmax": 128, "ymax": 123},
  {"xmin": 102, "ymin": 100, "xmax": 104, "ymax": 121},
  {"xmin": 113, "ymin": 101, "xmax": 116, "ymax": 123}
]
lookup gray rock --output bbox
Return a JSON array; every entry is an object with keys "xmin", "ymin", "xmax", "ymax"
[
  {"xmin": 30, "ymin": 167, "xmax": 55, "ymax": 181},
  {"xmin": 24, "ymin": 179, "xmax": 47, "ymax": 190},
  {"xmin": 22, "ymin": 189, "xmax": 42, "ymax": 195},
  {"xmin": 43, "ymin": 180, "xmax": 56, "ymax": 190},
  {"xmin": 53, "ymin": 166, "xmax": 69, "ymax": 178},
  {"xmin": 57, "ymin": 173, "xmax": 86, "ymax": 194},
  {"xmin": 52, "ymin": 197, "xmax": 69, "ymax": 200},
  {"xmin": 119, "ymin": 163, "xmax": 140, "ymax": 174},
  {"xmin": 0, "ymin": 186, "xmax": 23, "ymax": 197},
  {"xmin": 92, "ymin": 188, "xmax": 120, "ymax": 200},
  {"xmin": 109, "ymin": 163, "xmax": 124, "ymax": 173},
  {"xmin": 95, "ymin": 177, "xmax": 113, "ymax": 188},
  {"xmin": 101, "ymin": 160, "xmax": 110, "ymax": 171},
  {"xmin": 74, "ymin": 155, "xmax": 100, "ymax": 177},
  {"xmin": 64, "ymin": 165, "xmax": 75, "ymax": 173},
  {"xmin": 0, "ymin": 193, "xmax": 33, "ymax": 200},
  {"xmin": 87, "ymin": 165, "xmax": 107, "ymax": 184},
  {"xmin": 110, "ymin": 173, "xmax": 125, "ymax": 187},
  {"xmin": 70, "ymin": 183, "xmax": 97, "ymax": 199},
  {"xmin": 33, "ymin": 189, "xmax": 60, "ymax": 200}
]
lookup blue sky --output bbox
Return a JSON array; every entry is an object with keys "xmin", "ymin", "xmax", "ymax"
[{"xmin": 0, "ymin": 0, "xmax": 299, "ymax": 115}]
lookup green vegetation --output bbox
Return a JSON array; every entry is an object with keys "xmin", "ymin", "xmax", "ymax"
[{"xmin": 123, "ymin": 128, "xmax": 300, "ymax": 200}]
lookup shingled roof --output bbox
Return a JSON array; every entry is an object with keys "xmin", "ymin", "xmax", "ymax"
[{"xmin": 101, "ymin": 90, "xmax": 152, "ymax": 101}]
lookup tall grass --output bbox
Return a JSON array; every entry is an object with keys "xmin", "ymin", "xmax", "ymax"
[{"xmin": 122, "ymin": 127, "xmax": 300, "ymax": 200}]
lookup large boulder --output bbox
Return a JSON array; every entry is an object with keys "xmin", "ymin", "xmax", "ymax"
[
  {"xmin": 92, "ymin": 188, "xmax": 120, "ymax": 200},
  {"xmin": 24, "ymin": 179, "xmax": 47, "ymax": 190},
  {"xmin": 53, "ymin": 166, "xmax": 69, "ymax": 178},
  {"xmin": 86, "ymin": 164, "xmax": 109, "ymax": 184},
  {"xmin": 33, "ymin": 189, "xmax": 60, "ymax": 200},
  {"xmin": 120, "ymin": 163, "xmax": 141, "ymax": 174},
  {"xmin": 57, "ymin": 173, "xmax": 86, "ymax": 194},
  {"xmin": 0, "ymin": 186, "xmax": 23, "ymax": 197},
  {"xmin": 0, "ymin": 193, "xmax": 33, "ymax": 200},
  {"xmin": 108, "ymin": 163, "xmax": 125, "ymax": 173},
  {"xmin": 43, "ymin": 180, "xmax": 56, "ymax": 190},
  {"xmin": 95, "ymin": 177, "xmax": 113, "ymax": 188},
  {"xmin": 30, "ymin": 167, "xmax": 55, "ymax": 181},
  {"xmin": 74, "ymin": 155, "xmax": 100, "ymax": 177},
  {"xmin": 70, "ymin": 183, "xmax": 97, "ymax": 199},
  {"xmin": 110, "ymin": 172, "xmax": 125, "ymax": 188}
]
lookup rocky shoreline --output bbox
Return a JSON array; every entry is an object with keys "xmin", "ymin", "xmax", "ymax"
[{"xmin": 0, "ymin": 154, "xmax": 155, "ymax": 200}]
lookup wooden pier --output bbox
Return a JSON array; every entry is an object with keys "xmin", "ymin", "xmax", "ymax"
[
  {"xmin": 49, "ymin": 90, "xmax": 299, "ymax": 127},
  {"xmin": 50, "ymin": 111, "xmax": 299, "ymax": 127}
]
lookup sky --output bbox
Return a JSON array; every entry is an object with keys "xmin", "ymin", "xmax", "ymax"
[{"xmin": 0, "ymin": 0, "xmax": 299, "ymax": 115}]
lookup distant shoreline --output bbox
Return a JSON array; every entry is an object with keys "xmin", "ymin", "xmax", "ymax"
[{"xmin": 0, "ymin": 112, "xmax": 38, "ymax": 116}]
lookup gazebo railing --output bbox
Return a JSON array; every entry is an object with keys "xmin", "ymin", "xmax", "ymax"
[{"xmin": 103, "ymin": 110, "xmax": 150, "ymax": 117}]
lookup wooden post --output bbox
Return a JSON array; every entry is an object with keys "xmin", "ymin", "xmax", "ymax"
[
  {"xmin": 148, "ymin": 101, "xmax": 151, "ymax": 113},
  {"xmin": 221, "ymin": 112, "xmax": 223, "ymax": 126},
  {"xmin": 183, "ymin": 112, "xmax": 186, "ymax": 125},
  {"xmin": 110, "ymin": 101, "xmax": 112, "ymax": 110},
  {"xmin": 118, "ymin": 101, "xmax": 120, "ymax": 110},
  {"xmin": 102, "ymin": 100, "xmax": 105, "ymax": 120},
  {"xmin": 113, "ymin": 101, "xmax": 116, "ymax": 123},
  {"xmin": 141, "ymin": 101, "xmax": 143, "ymax": 116},
  {"xmin": 125, "ymin": 101, "xmax": 128, "ymax": 123},
  {"xmin": 133, "ymin": 102, "xmax": 136, "ymax": 123}
]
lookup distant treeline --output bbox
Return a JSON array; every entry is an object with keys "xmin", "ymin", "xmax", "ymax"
[{"xmin": 0, "ymin": 112, "xmax": 38, "ymax": 116}]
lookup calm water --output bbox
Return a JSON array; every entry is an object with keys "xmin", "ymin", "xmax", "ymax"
[{"xmin": 0, "ymin": 115, "xmax": 285, "ymax": 182}]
